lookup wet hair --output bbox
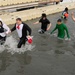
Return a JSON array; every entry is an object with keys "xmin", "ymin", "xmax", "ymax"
[
  {"xmin": 57, "ymin": 19, "xmax": 62, "ymax": 22},
  {"xmin": 0, "ymin": 21, "xmax": 3, "ymax": 26},
  {"xmin": 42, "ymin": 13, "xmax": 47, "ymax": 18},
  {"xmin": 16, "ymin": 18, "xmax": 22, "ymax": 21},
  {"xmin": 65, "ymin": 7, "xmax": 68, "ymax": 12}
]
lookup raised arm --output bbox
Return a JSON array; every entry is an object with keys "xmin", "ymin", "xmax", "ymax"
[{"xmin": 71, "ymin": 12, "xmax": 75, "ymax": 21}]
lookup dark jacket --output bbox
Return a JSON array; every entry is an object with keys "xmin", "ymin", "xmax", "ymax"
[{"xmin": 11, "ymin": 22, "xmax": 32, "ymax": 38}]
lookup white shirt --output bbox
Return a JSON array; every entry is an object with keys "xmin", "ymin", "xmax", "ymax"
[
  {"xmin": 16, "ymin": 24, "xmax": 23, "ymax": 38},
  {"xmin": 0, "ymin": 18, "xmax": 10, "ymax": 37}
]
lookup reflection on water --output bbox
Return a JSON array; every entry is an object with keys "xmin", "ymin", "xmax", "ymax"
[{"xmin": 0, "ymin": 51, "xmax": 32, "ymax": 74}]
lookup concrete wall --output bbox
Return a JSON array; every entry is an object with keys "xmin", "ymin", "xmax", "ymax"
[{"xmin": 0, "ymin": 2, "xmax": 75, "ymax": 25}]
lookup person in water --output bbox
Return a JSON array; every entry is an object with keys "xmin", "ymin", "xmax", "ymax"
[
  {"xmin": 51, "ymin": 19, "xmax": 70, "ymax": 39},
  {"xmin": 11, "ymin": 18, "xmax": 32, "ymax": 48},
  {"xmin": 62, "ymin": 7, "xmax": 69, "ymax": 19},
  {"xmin": 0, "ymin": 20, "xmax": 10, "ymax": 44},
  {"xmin": 34, "ymin": 13, "xmax": 51, "ymax": 34},
  {"xmin": 71, "ymin": 12, "xmax": 75, "ymax": 21}
]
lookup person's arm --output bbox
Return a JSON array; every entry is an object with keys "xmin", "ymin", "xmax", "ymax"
[
  {"xmin": 25, "ymin": 24, "xmax": 32, "ymax": 36},
  {"xmin": 3, "ymin": 24, "xmax": 10, "ymax": 34},
  {"xmin": 34, "ymin": 21, "xmax": 39, "ymax": 25},
  {"xmin": 64, "ymin": 24, "xmax": 70, "ymax": 38},
  {"xmin": 51, "ymin": 25, "xmax": 57, "ymax": 34},
  {"xmin": 47, "ymin": 23, "xmax": 52, "ymax": 31},
  {"xmin": 11, "ymin": 24, "xmax": 16, "ymax": 32},
  {"xmin": 46, "ymin": 19, "xmax": 51, "ymax": 31},
  {"xmin": 34, "ymin": 18, "xmax": 42, "ymax": 25},
  {"xmin": 71, "ymin": 12, "xmax": 75, "ymax": 21}
]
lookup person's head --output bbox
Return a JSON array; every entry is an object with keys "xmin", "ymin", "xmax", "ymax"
[
  {"xmin": 65, "ymin": 7, "xmax": 68, "ymax": 12},
  {"xmin": 16, "ymin": 18, "xmax": 22, "ymax": 25},
  {"xmin": 42, "ymin": 13, "xmax": 47, "ymax": 20},
  {"xmin": 0, "ymin": 21, "xmax": 3, "ymax": 26},
  {"xmin": 57, "ymin": 19, "xmax": 62, "ymax": 25}
]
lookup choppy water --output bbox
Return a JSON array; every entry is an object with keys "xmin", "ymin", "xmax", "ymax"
[{"xmin": 0, "ymin": 36, "xmax": 35, "ymax": 55}]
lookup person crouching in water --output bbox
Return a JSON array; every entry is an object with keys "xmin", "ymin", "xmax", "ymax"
[
  {"xmin": 51, "ymin": 19, "xmax": 70, "ymax": 39},
  {"xmin": 0, "ymin": 20, "xmax": 10, "ymax": 45},
  {"xmin": 34, "ymin": 13, "xmax": 51, "ymax": 34},
  {"xmin": 11, "ymin": 18, "xmax": 32, "ymax": 48},
  {"xmin": 62, "ymin": 7, "xmax": 69, "ymax": 19}
]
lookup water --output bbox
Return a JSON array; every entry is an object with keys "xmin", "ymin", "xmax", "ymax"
[
  {"xmin": 0, "ymin": 36, "xmax": 35, "ymax": 55},
  {"xmin": 0, "ymin": 9, "xmax": 75, "ymax": 75}
]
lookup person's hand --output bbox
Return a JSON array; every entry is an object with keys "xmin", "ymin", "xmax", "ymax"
[
  {"xmin": 27, "ymin": 35, "xmax": 31, "ymax": 38},
  {"xmin": 8, "ymin": 31, "xmax": 11, "ymax": 34},
  {"xmin": 5, "ymin": 31, "xmax": 11, "ymax": 35},
  {"xmin": 47, "ymin": 28, "xmax": 49, "ymax": 31}
]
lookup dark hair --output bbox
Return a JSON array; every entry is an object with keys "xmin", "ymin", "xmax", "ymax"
[
  {"xmin": 16, "ymin": 18, "xmax": 22, "ymax": 21},
  {"xmin": 0, "ymin": 21, "xmax": 3, "ymax": 26},
  {"xmin": 65, "ymin": 7, "xmax": 68, "ymax": 12},
  {"xmin": 57, "ymin": 19, "xmax": 62, "ymax": 22},
  {"xmin": 42, "ymin": 13, "xmax": 47, "ymax": 18}
]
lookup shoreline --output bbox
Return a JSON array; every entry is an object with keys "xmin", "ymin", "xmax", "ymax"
[{"xmin": 0, "ymin": 2, "xmax": 75, "ymax": 25}]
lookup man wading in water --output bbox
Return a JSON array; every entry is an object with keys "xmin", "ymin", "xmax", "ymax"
[
  {"xmin": 51, "ymin": 19, "xmax": 70, "ymax": 39},
  {"xmin": 34, "ymin": 13, "xmax": 51, "ymax": 34},
  {"xmin": 11, "ymin": 18, "xmax": 32, "ymax": 48}
]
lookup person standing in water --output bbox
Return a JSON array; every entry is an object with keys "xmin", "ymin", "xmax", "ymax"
[
  {"xmin": 62, "ymin": 7, "xmax": 69, "ymax": 19},
  {"xmin": 0, "ymin": 20, "xmax": 10, "ymax": 45},
  {"xmin": 51, "ymin": 19, "xmax": 70, "ymax": 39},
  {"xmin": 11, "ymin": 18, "xmax": 32, "ymax": 48},
  {"xmin": 71, "ymin": 12, "xmax": 75, "ymax": 21},
  {"xmin": 34, "ymin": 13, "xmax": 51, "ymax": 34}
]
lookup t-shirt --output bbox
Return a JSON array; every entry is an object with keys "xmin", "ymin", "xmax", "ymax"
[{"xmin": 39, "ymin": 18, "xmax": 50, "ymax": 31}]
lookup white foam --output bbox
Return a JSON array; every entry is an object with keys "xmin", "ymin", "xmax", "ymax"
[{"xmin": 0, "ymin": 36, "xmax": 35, "ymax": 55}]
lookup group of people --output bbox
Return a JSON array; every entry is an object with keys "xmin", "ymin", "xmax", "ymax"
[{"xmin": 0, "ymin": 7, "xmax": 75, "ymax": 48}]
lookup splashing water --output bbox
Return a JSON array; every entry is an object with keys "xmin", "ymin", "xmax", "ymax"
[{"xmin": 0, "ymin": 36, "xmax": 35, "ymax": 55}]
